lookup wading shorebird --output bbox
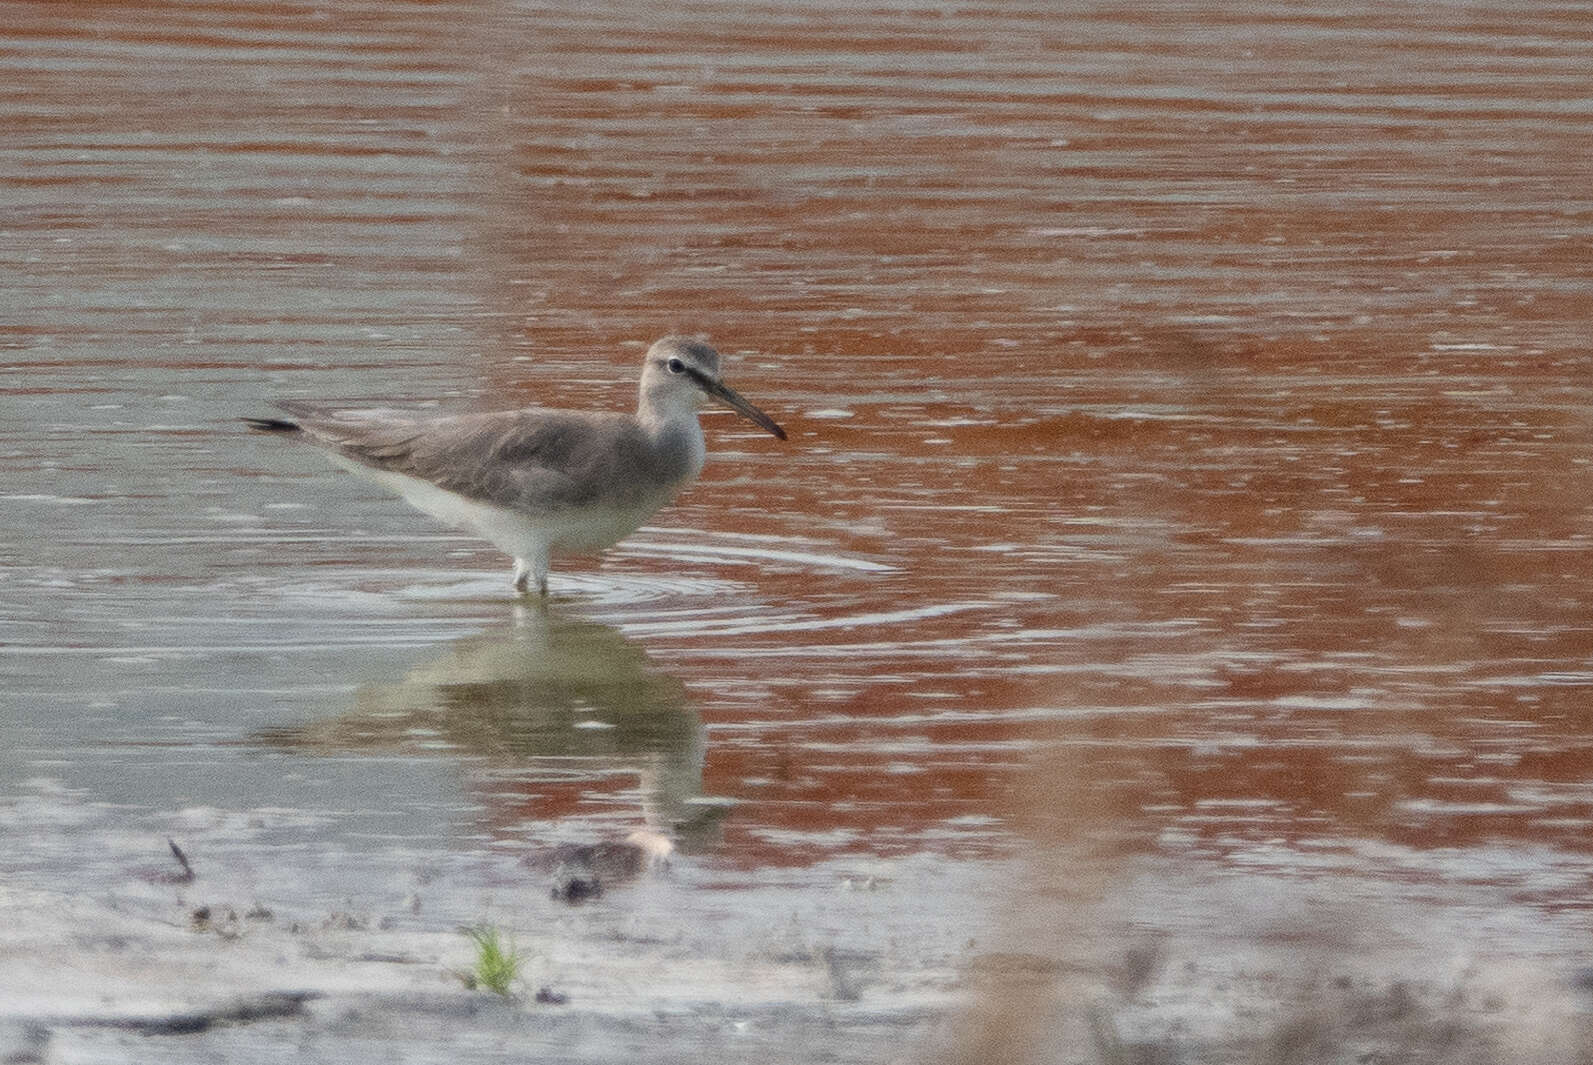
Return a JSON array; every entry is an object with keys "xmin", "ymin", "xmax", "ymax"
[{"xmin": 245, "ymin": 336, "xmax": 787, "ymax": 596}]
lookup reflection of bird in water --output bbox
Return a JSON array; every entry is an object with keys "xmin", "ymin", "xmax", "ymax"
[
  {"xmin": 253, "ymin": 609, "xmax": 713, "ymax": 882},
  {"xmin": 245, "ymin": 336, "xmax": 786, "ymax": 596}
]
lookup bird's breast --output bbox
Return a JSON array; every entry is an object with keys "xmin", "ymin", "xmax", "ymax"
[{"xmin": 649, "ymin": 419, "xmax": 706, "ymax": 486}]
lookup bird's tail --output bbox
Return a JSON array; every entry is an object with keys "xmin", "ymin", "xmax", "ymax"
[{"xmin": 242, "ymin": 416, "xmax": 302, "ymax": 434}]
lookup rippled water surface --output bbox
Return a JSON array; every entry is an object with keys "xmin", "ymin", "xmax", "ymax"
[{"xmin": 4, "ymin": 0, "xmax": 1593, "ymax": 1051}]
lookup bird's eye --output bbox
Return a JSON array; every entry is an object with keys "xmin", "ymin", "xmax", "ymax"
[{"xmin": 666, "ymin": 358, "xmax": 686, "ymax": 375}]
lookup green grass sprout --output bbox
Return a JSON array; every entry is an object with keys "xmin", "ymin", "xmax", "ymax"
[{"xmin": 462, "ymin": 924, "xmax": 524, "ymax": 997}]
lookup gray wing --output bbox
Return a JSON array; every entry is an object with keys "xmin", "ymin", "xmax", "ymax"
[{"xmin": 272, "ymin": 402, "xmax": 676, "ymax": 514}]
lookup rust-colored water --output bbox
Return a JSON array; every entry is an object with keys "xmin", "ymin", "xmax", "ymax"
[{"xmin": 3, "ymin": 0, "xmax": 1592, "ymax": 1035}]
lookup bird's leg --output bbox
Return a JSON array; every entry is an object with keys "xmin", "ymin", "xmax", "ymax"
[{"xmin": 511, "ymin": 556, "xmax": 550, "ymax": 598}]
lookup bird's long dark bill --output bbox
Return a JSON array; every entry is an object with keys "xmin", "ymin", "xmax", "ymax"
[{"xmin": 698, "ymin": 377, "xmax": 787, "ymax": 440}]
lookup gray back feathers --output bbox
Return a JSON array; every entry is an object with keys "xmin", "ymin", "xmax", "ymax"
[{"xmin": 273, "ymin": 401, "xmax": 700, "ymax": 515}]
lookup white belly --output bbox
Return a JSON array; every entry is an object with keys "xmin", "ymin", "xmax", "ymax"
[{"xmin": 334, "ymin": 457, "xmax": 673, "ymax": 560}]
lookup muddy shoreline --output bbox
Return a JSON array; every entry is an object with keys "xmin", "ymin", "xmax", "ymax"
[{"xmin": 3, "ymin": 791, "xmax": 1588, "ymax": 1064}]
